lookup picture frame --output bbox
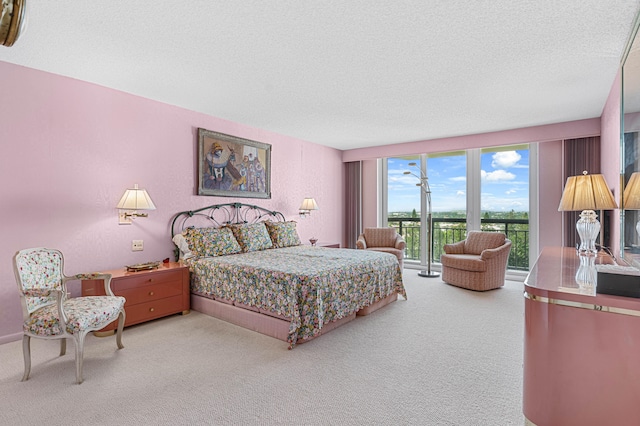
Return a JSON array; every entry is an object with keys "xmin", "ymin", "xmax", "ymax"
[{"xmin": 198, "ymin": 128, "xmax": 271, "ymax": 198}]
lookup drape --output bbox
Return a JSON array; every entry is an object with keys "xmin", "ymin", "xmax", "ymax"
[{"xmin": 345, "ymin": 161, "xmax": 362, "ymax": 248}]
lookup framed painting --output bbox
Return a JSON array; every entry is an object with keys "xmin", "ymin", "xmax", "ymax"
[{"xmin": 198, "ymin": 128, "xmax": 271, "ymax": 198}]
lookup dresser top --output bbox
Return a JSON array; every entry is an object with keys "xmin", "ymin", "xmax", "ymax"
[{"xmin": 525, "ymin": 247, "xmax": 640, "ymax": 308}]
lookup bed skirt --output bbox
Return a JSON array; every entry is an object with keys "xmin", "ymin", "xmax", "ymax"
[{"xmin": 191, "ymin": 292, "xmax": 398, "ymax": 346}]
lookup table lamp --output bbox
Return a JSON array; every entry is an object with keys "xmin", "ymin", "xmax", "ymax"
[{"xmin": 558, "ymin": 171, "xmax": 617, "ymax": 255}]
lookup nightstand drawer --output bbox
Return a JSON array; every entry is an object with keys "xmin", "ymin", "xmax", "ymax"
[
  {"xmin": 124, "ymin": 295, "xmax": 185, "ymax": 324},
  {"xmin": 112, "ymin": 269, "xmax": 184, "ymax": 292},
  {"xmin": 119, "ymin": 280, "xmax": 183, "ymax": 305}
]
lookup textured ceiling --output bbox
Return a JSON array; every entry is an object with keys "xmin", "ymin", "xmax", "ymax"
[{"xmin": 1, "ymin": 1, "xmax": 639, "ymax": 150}]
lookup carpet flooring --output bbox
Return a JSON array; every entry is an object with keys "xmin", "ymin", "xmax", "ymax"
[{"xmin": 0, "ymin": 273, "xmax": 524, "ymax": 425}]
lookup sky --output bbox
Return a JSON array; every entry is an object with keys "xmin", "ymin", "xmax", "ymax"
[{"xmin": 387, "ymin": 148, "xmax": 530, "ymax": 213}]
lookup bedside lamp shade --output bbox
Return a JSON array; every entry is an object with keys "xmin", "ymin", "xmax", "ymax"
[
  {"xmin": 117, "ymin": 184, "xmax": 156, "ymax": 225},
  {"xmin": 558, "ymin": 172, "xmax": 617, "ymax": 254},
  {"xmin": 299, "ymin": 197, "xmax": 318, "ymax": 218}
]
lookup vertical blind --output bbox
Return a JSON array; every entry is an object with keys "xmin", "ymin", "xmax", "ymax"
[{"xmin": 345, "ymin": 161, "xmax": 362, "ymax": 249}]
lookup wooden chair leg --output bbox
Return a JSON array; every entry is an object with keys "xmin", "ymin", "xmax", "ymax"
[
  {"xmin": 21, "ymin": 335, "xmax": 31, "ymax": 382},
  {"xmin": 74, "ymin": 334, "xmax": 86, "ymax": 384},
  {"xmin": 115, "ymin": 309, "xmax": 125, "ymax": 349}
]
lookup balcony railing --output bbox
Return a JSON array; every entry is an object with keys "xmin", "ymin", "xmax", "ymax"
[{"xmin": 388, "ymin": 217, "xmax": 529, "ymax": 271}]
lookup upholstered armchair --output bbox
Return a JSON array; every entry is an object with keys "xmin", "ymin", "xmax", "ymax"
[
  {"xmin": 356, "ymin": 227, "xmax": 406, "ymax": 270},
  {"xmin": 13, "ymin": 248, "xmax": 126, "ymax": 384},
  {"xmin": 440, "ymin": 231, "xmax": 512, "ymax": 291}
]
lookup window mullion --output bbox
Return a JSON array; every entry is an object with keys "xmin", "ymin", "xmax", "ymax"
[{"xmin": 467, "ymin": 149, "xmax": 481, "ymax": 231}]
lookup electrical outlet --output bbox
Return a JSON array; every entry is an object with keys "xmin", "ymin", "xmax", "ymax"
[{"xmin": 132, "ymin": 240, "xmax": 144, "ymax": 251}]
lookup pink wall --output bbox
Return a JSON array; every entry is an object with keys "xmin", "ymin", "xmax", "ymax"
[
  {"xmin": 600, "ymin": 71, "xmax": 622, "ymax": 257},
  {"xmin": 538, "ymin": 140, "xmax": 564, "ymax": 250},
  {"xmin": 0, "ymin": 61, "xmax": 344, "ymax": 343},
  {"xmin": 361, "ymin": 159, "xmax": 378, "ymax": 228}
]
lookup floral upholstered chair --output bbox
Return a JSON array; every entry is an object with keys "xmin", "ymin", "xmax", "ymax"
[
  {"xmin": 13, "ymin": 248, "xmax": 126, "ymax": 384},
  {"xmin": 356, "ymin": 227, "xmax": 406, "ymax": 270},
  {"xmin": 440, "ymin": 231, "xmax": 512, "ymax": 291}
]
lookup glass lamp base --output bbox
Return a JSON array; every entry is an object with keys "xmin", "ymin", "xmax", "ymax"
[
  {"xmin": 576, "ymin": 210, "xmax": 600, "ymax": 255},
  {"xmin": 575, "ymin": 254, "xmax": 597, "ymax": 295}
]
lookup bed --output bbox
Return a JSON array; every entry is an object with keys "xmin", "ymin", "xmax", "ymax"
[{"xmin": 171, "ymin": 203, "xmax": 406, "ymax": 348}]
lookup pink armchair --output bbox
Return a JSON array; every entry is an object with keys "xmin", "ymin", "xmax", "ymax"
[
  {"xmin": 440, "ymin": 231, "xmax": 511, "ymax": 291},
  {"xmin": 356, "ymin": 227, "xmax": 406, "ymax": 270}
]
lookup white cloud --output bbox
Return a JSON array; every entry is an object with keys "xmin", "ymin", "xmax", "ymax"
[
  {"xmin": 491, "ymin": 151, "xmax": 521, "ymax": 168},
  {"xmin": 481, "ymin": 169, "xmax": 516, "ymax": 182},
  {"xmin": 456, "ymin": 190, "xmax": 465, "ymax": 196},
  {"xmin": 450, "ymin": 176, "xmax": 466, "ymax": 182}
]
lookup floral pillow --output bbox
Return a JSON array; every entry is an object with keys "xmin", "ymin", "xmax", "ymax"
[
  {"xmin": 228, "ymin": 222, "xmax": 273, "ymax": 252},
  {"xmin": 183, "ymin": 226, "xmax": 242, "ymax": 257},
  {"xmin": 264, "ymin": 221, "xmax": 301, "ymax": 248}
]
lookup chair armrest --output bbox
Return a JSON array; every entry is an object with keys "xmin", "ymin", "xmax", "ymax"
[
  {"xmin": 444, "ymin": 240, "xmax": 465, "ymax": 254},
  {"xmin": 23, "ymin": 288, "xmax": 68, "ymax": 329},
  {"xmin": 69, "ymin": 273, "xmax": 115, "ymax": 296},
  {"xmin": 356, "ymin": 235, "xmax": 367, "ymax": 249},
  {"xmin": 394, "ymin": 234, "xmax": 406, "ymax": 250},
  {"xmin": 480, "ymin": 241, "xmax": 512, "ymax": 260}
]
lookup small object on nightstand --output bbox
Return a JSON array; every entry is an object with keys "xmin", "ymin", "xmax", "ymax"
[
  {"xmin": 309, "ymin": 237, "xmax": 318, "ymax": 246},
  {"xmin": 163, "ymin": 257, "xmax": 170, "ymax": 263},
  {"xmin": 125, "ymin": 261, "xmax": 160, "ymax": 272}
]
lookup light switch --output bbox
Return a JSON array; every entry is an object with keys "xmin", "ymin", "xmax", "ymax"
[{"xmin": 132, "ymin": 240, "xmax": 144, "ymax": 251}]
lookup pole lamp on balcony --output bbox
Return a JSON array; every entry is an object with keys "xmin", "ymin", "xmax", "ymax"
[
  {"xmin": 404, "ymin": 162, "xmax": 439, "ymax": 278},
  {"xmin": 558, "ymin": 171, "xmax": 617, "ymax": 255}
]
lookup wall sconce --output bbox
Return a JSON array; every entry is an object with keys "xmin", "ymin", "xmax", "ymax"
[
  {"xmin": 558, "ymin": 171, "xmax": 617, "ymax": 255},
  {"xmin": 299, "ymin": 197, "xmax": 319, "ymax": 218},
  {"xmin": 117, "ymin": 184, "xmax": 156, "ymax": 225}
]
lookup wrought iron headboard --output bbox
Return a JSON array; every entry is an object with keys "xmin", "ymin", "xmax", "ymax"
[{"xmin": 170, "ymin": 202, "xmax": 286, "ymax": 237}]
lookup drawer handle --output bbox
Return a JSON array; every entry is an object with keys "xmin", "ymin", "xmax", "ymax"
[
  {"xmin": 149, "ymin": 291, "xmax": 154, "ymax": 296},
  {"xmin": 148, "ymin": 278, "xmax": 154, "ymax": 282},
  {"xmin": 149, "ymin": 307, "xmax": 155, "ymax": 312}
]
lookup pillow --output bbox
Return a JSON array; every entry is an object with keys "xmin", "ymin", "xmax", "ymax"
[
  {"xmin": 228, "ymin": 222, "xmax": 273, "ymax": 252},
  {"xmin": 172, "ymin": 233, "xmax": 195, "ymax": 260},
  {"xmin": 264, "ymin": 221, "xmax": 301, "ymax": 248},
  {"xmin": 183, "ymin": 226, "xmax": 242, "ymax": 257}
]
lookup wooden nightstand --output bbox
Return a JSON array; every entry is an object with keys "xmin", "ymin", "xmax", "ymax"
[{"xmin": 82, "ymin": 262, "xmax": 190, "ymax": 335}]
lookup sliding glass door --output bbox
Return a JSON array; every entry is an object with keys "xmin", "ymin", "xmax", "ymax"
[{"xmin": 385, "ymin": 144, "xmax": 532, "ymax": 271}]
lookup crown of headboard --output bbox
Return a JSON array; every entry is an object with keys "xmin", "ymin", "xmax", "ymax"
[{"xmin": 170, "ymin": 202, "xmax": 285, "ymax": 237}]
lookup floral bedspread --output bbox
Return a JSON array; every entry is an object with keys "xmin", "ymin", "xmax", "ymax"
[{"xmin": 185, "ymin": 246, "xmax": 406, "ymax": 348}]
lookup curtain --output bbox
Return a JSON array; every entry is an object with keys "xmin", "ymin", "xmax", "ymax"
[
  {"xmin": 345, "ymin": 161, "xmax": 362, "ymax": 248},
  {"xmin": 562, "ymin": 136, "xmax": 601, "ymax": 248}
]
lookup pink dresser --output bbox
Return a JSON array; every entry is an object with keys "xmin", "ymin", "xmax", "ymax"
[{"xmin": 524, "ymin": 247, "xmax": 640, "ymax": 426}]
